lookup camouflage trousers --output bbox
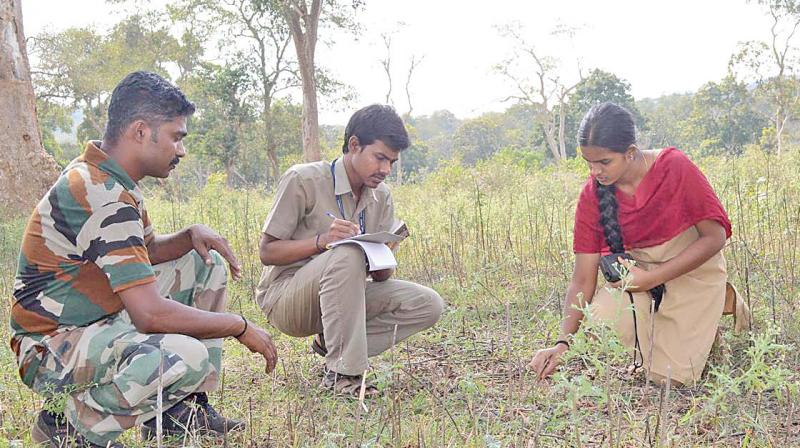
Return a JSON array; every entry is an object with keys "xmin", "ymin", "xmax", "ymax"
[{"xmin": 28, "ymin": 250, "xmax": 228, "ymax": 446}]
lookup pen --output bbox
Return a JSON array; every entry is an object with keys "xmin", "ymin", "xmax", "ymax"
[{"xmin": 326, "ymin": 212, "xmax": 361, "ymax": 235}]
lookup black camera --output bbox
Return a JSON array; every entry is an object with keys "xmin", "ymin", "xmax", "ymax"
[
  {"xmin": 600, "ymin": 252, "xmax": 667, "ymax": 312},
  {"xmin": 599, "ymin": 252, "xmax": 633, "ymax": 283}
]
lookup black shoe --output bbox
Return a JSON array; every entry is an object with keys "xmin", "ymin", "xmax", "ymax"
[
  {"xmin": 142, "ymin": 392, "xmax": 243, "ymax": 439},
  {"xmin": 192, "ymin": 392, "xmax": 244, "ymax": 434},
  {"xmin": 31, "ymin": 410, "xmax": 125, "ymax": 447},
  {"xmin": 141, "ymin": 398, "xmax": 192, "ymax": 439}
]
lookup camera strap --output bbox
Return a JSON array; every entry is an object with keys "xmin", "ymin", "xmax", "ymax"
[{"xmin": 627, "ymin": 291, "xmax": 644, "ymax": 372}]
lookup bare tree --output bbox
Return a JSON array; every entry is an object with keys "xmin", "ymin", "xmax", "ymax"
[
  {"xmin": 0, "ymin": 0, "xmax": 59, "ymax": 213},
  {"xmin": 405, "ymin": 54, "xmax": 423, "ymax": 117},
  {"xmin": 169, "ymin": 0, "xmax": 298, "ymax": 185},
  {"xmin": 380, "ymin": 33, "xmax": 393, "ymax": 104},
  {"xmin": 397, "ymin": 54, "xmax": 424, "ymax": 186},
  {"xmin": 495, "ymin": 25, "xmax": 582, "ymax": 161},
  {"xmin": 226, "ymin": 0, "xmax": 295, "ymax": 183},
  {"xmin": 731, "ymin": 0, "xmax": 800, "ymax": 154}
]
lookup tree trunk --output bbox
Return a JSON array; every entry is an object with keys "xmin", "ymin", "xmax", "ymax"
[
  {"xmin": 0, "ymin": 0, "xmax": 59, "ymax": 214},
  {"xmin": 267, "ymin": 147, "xmax": 280, "ymax": 185},
  {"xmin": 541, "ymin": 112, "xmax": 560, "ymax": 161},
  {"xmin": 263, "ymin": 99, "xmax": 279, "ymax": 187},
  {"xmin": 558, "ymin": 105, "xmax": 568, "ymax": 160},
  {"xmin": 262, "ymin": 96, "xmax": 278, "ymax": 187},
  {"xmin": 299, "ymin": 60, "xmax": 321, "ymax": 161},
  {"xmin": 282, "ymin": 0, "xmax": 321, "ymax": 162},
  {"xmin": 396, "ymin": 152, "xmax": 403, "ymax": 185},
  {"xmin": 557, "ymin": 82, "xmax": 579, "ymax": 160},
  {"xmin": 775, "ymin": 105, "xmax": 785, "ymax": 156}
]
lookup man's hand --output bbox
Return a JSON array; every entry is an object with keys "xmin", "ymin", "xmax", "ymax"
[
  {"xmin": 370, "ymin": 268, "xmax": 394, "ymax": 282},
  {"xmin": 188, "ymin": 224, "xmax": 242, "ymax": 280},
  {"xmin": 319, "ymin": 218, "xmax": 359, "ymax": 247},
  {"xmin": 528, "ymin": 343, "xmax": 569, "ymax": 381},
  {"xmin": 236, "ymin": 322, "xmax": 278, "ymax": 373}
]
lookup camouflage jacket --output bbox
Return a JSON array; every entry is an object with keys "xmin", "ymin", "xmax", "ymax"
[{"xmin": 9, "ymin": 141, "xmax": 156, "ymax": 386}]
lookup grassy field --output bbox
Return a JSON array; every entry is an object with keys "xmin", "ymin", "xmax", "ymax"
[{"xmin": 1, "ymin": 147, "xmax": 799, "ymax": 447}]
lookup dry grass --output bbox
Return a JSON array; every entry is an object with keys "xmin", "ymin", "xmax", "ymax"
[{"xmin": 1, "ymin": 147, "xmax": 799, "ymax": 447}]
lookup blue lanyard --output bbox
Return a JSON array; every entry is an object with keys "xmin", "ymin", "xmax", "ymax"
[{"xmin": 331, "ymin": 159, "xmax": 365, "ymax": 234}]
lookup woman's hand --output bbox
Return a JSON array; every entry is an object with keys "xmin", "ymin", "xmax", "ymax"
[
  {"xmin": 528, "ymin": 343, "xmax": 569, "ymax": 380},
  {"xmin": 608, "ymin": 257, "xmax": 658, "ymax": 292}
]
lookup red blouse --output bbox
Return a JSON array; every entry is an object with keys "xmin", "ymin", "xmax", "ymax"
[{"xmin": 573, "ymin": 147, "xmax": 732, "ymax": 254}]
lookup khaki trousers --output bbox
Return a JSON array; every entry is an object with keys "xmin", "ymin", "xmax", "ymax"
[{"xmin": 262, "ymin": 245, "xmax": 444, "ymax": 375}]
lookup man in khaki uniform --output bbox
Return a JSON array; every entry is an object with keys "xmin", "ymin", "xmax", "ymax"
[{"xmin": 256, "ymin": 104, "xmax": 444, "ymax": 396}]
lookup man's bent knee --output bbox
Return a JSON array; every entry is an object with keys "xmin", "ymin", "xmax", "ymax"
[
  {"xmin": 162, "ymin": 334, "xmax": 212, "ymax": 375},
  {"xmin": 325, "ymin": 245, "xmax": 368, "ymax": 275},
  {"xmin": 422, "ymin": 288, "xmax": 445, "ymax": 329},
  {"xmin": 188, "ymin": 249, "xmax": 227, "ymax": 273}
]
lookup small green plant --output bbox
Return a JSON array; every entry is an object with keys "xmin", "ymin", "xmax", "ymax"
[
  {"xmin": 39, "ymin": 382, "xmax": 88, "ymax": 416},
  {"xmin": 681, "ymin": 325, "xmax": 799, "ymax": 439},
  {"xmin": 547, "ymin": 287, "xmax": 633, "ymax": 445}
]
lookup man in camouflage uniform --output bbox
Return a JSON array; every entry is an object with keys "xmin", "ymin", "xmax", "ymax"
[{"xmin": 10, "ymin": 71, "xmax": 278, "ymax": 447}]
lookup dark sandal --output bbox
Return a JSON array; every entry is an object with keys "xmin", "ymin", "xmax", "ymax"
[
  {"xmin": 321, "ymin": 369, "xmax": 380, "ymax": 398},
  {"xmin": 311, "ymin": 333, "xmax": 327, "ymax": 357}
]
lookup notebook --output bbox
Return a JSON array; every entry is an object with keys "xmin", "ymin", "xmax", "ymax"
[{"xmin": 326, "ymin": 220, "xmax": 409, "ymax": 271}]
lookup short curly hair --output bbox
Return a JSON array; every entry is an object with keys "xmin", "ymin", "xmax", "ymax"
[{"xmin": 103, "ymin": 71, "xmax": 195, "ymax": 145}]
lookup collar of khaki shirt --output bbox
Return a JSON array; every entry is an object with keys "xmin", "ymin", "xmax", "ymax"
[{"xmin": 332, "ymin": 156, "xmax": 379, "ymax": 215}]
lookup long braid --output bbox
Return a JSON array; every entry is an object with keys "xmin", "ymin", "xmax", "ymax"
[
  {"xmin": 596, "ymin": 182, "xmax": 624, "ymax": 253},
  {"xmin": 580, "ymin": 102, "xmax": 650, "ymax": 369},
  {"xmin": 578, "ymin": 102, "xmax": 634, "ymax": 253},
  {"xmin": 597, "ymin": 171, "xmax": 643, "ymax": 370}
]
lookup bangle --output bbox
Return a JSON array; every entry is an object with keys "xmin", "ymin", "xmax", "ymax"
[
  {"xmin": 315, "ymin": 234, "xmax": 326, "ymax": 253},
  {"xmin": 555, "ymin": 339, "xmax": 570, "ymax": 350},
  {"xmin": 233, "ymin": 315, "xmax": 248, "ymax": 339}
]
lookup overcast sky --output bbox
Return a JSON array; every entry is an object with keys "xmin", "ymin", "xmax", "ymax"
[{"xmin": 23, "ymin": 0, "xmax": 774, "ymax": 125}]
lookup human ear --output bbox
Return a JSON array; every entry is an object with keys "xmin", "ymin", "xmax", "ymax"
[
  {"xmin": 130, "ymin": 121, "xmax": 150, "ymax": 143},
  {"xmin": 348, "ymin": 136, "xmax": 362, "ymax": 153},
  {"xmin": 625, "ymin": 145, "xmax": 638, "ymax": 160}
]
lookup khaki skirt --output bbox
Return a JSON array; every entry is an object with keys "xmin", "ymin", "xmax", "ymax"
[{"xmin": 589, "ymin": 227, "xmax": 727, "ymax": 386}]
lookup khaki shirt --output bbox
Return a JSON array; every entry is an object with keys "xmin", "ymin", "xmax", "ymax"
[{"xmin": 256, "ymin": 158, "xmax": 395, "ymax": 312}]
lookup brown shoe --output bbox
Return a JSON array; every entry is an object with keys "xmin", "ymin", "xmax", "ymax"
[
  {"xmin": 311, "ymin": 333, "xmax": 327, "ymax": 357},
  {"xmin": 320, "ymin": 369, "xmax": 380, "ymax": 398}
]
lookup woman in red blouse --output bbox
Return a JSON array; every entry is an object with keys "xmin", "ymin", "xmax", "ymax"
[{"xmin": 529, "ymin": 102, "xmax": 747, "ymax": 386}]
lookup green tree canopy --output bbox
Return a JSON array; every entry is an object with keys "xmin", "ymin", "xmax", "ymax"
[
  {"xmin": 683, "ymin": 75, "xmax": 766, "ymax": 155},
  {"xmin": 565, "ymin": 69, "xmax": 644, "ymax": 157},
  {"xmin": 182, "ymin": 61, "xmax": 255, "ymax": 185},
  {"xmin": 637, "ymin": 93, "xmax": 694, "ymax": 150},
  {"xmin": 31, "ymin": 13, "xmax": 184, "ymax": 145},
  {"xmin": 452, "ymin": 114, "xmax": 503, "ymax": 165}
]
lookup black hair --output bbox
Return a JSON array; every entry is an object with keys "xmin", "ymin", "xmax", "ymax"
[
  {"xmin": 577, "ymin": 102, "xmax": 637, "ymax": 253},
  {"xmin": 103, "ymin": 71, "xmax": 195, "ymax": 146},
  {"xmin": 341, "ymin": 104, "xmax": 409, "ymax": 153}
]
